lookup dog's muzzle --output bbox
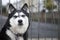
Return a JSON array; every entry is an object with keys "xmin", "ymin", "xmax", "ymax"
[{"xmin": 18, "ymin": 20, "xmax": 23, "ymax": 25}]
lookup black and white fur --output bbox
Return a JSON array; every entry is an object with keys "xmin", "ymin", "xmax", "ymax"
[{"xmin": 0, "ymin": 3, "xmax": 29, "ymax": 40}]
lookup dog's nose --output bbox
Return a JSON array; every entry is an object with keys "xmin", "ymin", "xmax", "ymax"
[{"xmin": 18, "ymin": 20, "xmax": 22, "ymax": 23}]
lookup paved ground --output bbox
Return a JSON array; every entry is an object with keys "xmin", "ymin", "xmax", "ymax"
[
  {"xmin": 28, "ymin": 38, "xmax": 58, "ymax": 40},
  {"xmin": 28, "ymin": 21, "xmax": 59, "ymax": 38},
  {"xmin": 0, "ymin": 15, "xmax": 59, "ymax": 40}
]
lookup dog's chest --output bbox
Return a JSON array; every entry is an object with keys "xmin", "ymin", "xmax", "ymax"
[{"xmin": 6, "ymin": 30, "xmax": 24, "ymax": 40}]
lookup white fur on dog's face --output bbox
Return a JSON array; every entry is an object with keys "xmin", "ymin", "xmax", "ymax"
[{"xmin": 10, "ymin": 12, "xmax": 29, "ymax": 34}]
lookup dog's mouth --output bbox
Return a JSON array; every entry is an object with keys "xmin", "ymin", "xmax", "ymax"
[{"xmin": 18, "ymin": 23, "xmax": 23, "ymax": 26}]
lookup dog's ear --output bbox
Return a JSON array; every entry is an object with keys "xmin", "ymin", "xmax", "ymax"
[
  {"xmin": 7, "ymin": 3, "xmax": 16, "ymax": 14},
  {"xmin": 21, "ymin": 3, "xmax": 29, "ymax": 13}
]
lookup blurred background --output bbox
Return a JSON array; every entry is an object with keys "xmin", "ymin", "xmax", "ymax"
[{"xmin": 0, "ymin": 0, "xmax": 60, "ymax": 40}]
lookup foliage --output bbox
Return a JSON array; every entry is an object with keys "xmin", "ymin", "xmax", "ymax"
[{"xmin": 44, "ymin": 0, "xmax": 57, "ymax": 10}]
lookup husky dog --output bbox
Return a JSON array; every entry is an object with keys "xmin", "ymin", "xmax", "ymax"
[{"xmin": 0, "ymin": 3, "xmax": 29, "ymax": 40}]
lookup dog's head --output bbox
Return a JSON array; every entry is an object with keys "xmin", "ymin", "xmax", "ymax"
[{"xmin": 7, "ymin": 3, "xmax": 29, "ymax": 34}]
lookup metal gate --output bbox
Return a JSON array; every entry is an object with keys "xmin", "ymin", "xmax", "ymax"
[{"xmin": 0, "ymin": 0, "xmax": 60, "ymax": 40}]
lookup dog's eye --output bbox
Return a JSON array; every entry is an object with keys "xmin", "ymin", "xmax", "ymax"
[
  {"xmin": 21, "ymin": 15, "xmax": 25, "ymax": 17},
  {"xmin": 14, "ymin": 16, "xmax": 18, "ymax": 18}
]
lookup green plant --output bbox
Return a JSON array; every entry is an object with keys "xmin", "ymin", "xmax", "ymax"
[{"xmin": 44, "ymin": 0, "xmax": 57, "ymax": 11}]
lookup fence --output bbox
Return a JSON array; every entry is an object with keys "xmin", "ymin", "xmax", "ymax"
[{"xmin": 0, "ymin": 0, "xmax": 60, "ymax": 40}]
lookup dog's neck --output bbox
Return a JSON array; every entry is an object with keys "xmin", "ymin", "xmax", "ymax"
[
  {"xmin": 9, "ymin": 29, "xmax": 23, "ymax": 37},
  {"xmin": 6, "ymin": 29, "xmax": 24, "ymax": 40}
]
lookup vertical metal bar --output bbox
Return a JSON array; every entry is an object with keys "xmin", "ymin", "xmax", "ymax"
[
  {"xmin": 38, "ymin": 0, "xmax": 40, "ymax": 40},
  {"xmin": 44, "ymin": 0, "xmax": 47, "ymax": 40},
  {"xmin": 51, "ymin": 0, "xmax": 54, "ymax": 40},
  {"xmin": 30, "ymin": 0, "xmax": 33, "ymax": 40},
  {"xmin": 57, "ymin": 0, "xmax": 59, "ymax": 24},
  {"xmin": 52, "ymin": 0, "xmax": 53, "ymax": 24},
  {"xmin": 0, "ymin": 0, "xmax": 2, "ymax": 30},
  {"xmin": 56, "ymin": 0, "xmax": 59, "ymax": 40},
  {"xmin": 58, "ymin": 0, "xmax": 59, "ymax": 40},
  {"xmin": 58, "ymin": 0, "xmax": 60, "ymax": 39},
  {"xmin": 58, "ymin": 0, "xmax": 59, "ymax": 24},
  {"xmin": 52, "ymin": 0, "xmax": 55, "ymax": 24},
  {"xmin": 45, "ymin": 0, "xmax": 46, "ymax": 24},
  {"xmin": 0, "ymin": 0, "xmax": 2, "ymax": 15}
]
